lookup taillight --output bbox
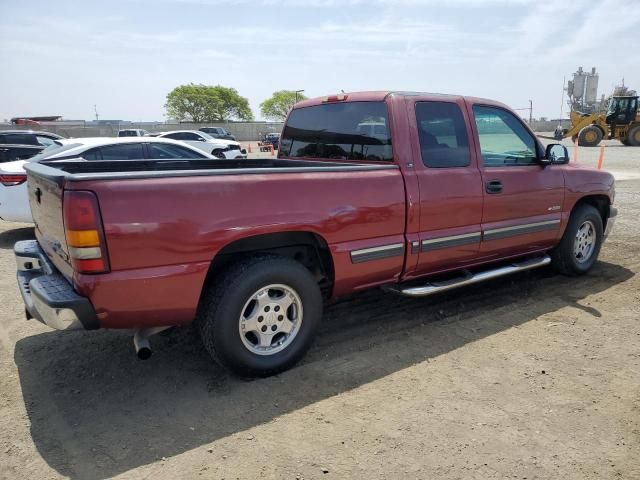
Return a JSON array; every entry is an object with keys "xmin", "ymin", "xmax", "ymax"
[
  {"xmin": 0, "ymin": 174, "xmax": 27, "ymax": 186},
  {"xmin": 63, "ymin": 190, "xmax": 110, "ymax": 274}
]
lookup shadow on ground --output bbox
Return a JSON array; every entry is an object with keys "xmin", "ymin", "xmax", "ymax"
[
  {"xmin": 0, "ymin": 226, "xmax": 34, "ymax": 249},
  {"xmin": 14, "ymin": 261, "xmax": 633, "ymax": 479}
]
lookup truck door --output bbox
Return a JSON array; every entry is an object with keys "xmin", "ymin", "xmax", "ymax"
[
  {"xmin": 468, "ymin": 104, "xmax": 564, "ymax": 259},
  {"xmin": 409, "ymin": 99, "xmax": 484, "ymax": 276}
]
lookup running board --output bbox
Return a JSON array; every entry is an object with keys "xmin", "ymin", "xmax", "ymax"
[{"xmin": 386, "ymin": 255, "xmax": 551, "ymax": 297}]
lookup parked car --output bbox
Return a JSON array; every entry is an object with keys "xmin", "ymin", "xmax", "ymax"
[
  {"xmin": 0, "ymin": 130, "xmax": 64, "ymax": 163},
  {"xmin": 0, "ymin": 137, "xmax": 214, "ymax": 223},
  {"xmin": 199, "ymin": 126, "xmax": 236, "ymax": 140},
  {"xmin": 15, "ymin": 91, "xmax": 616, "ymax": 378},
  {"xmin": 157, "ymin": 130, "xmax": 246, "ymax": 159},
  {"xmin": 262, "ymin": 132, "xmax": 280, "ymax": 150},
  {"xmin": 118, "ymin": 129, "xmax": 149, "ymax": 137}
]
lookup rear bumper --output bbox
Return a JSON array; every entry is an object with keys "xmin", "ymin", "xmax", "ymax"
[
  {"xmin": 15, "ymin": 240, "xmax": 99, "ymax": 330},
  {"xmin": 605, "ymin": 206, "xmax": 617, "ymax": 238}
]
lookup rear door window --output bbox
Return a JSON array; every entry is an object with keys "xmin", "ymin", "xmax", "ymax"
[
  {"xmin": 280, "ymin": 101, "xmax": 393, "ymax": 162},
  {"xmin": 3, "ymin": 133, "xmax": 39, "ymax": 145},
  {"xmin": 83, "ymin": 143, "xmax": 145, "ymax": 160},
  {"xmin": 416, "ymin": 102, "xmax": 471, "ymax": 168}
]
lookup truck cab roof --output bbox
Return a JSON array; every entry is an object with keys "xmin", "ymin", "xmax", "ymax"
[{"xmin": 294, "ymin": 91, "xmax": 510, "ymax": 110}]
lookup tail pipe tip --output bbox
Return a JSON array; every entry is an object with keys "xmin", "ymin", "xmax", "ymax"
[{"xmin": 133, "ymin": 326, "xmax": 172, "ymax": 360}]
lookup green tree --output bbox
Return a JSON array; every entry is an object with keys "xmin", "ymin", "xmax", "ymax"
[
  {"xmin": 260, "ymin": 90, "xmax": 308, "ymax": 121},
  {"xmin": 165, "ymin": 84, "xmax": 253, "ymax": 122}
]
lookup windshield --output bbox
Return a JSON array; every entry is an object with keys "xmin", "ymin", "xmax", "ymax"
[{"xmin": 198, "ymin": 131, "xmax": 214, "ymax": 140}]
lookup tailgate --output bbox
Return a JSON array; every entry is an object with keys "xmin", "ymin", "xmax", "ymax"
[{"xmin": 25, "ymin": 164, "xmax": 74, "ymax": 281}]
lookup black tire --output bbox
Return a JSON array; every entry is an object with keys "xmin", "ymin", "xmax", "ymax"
[
  {"xmin": 550, "ymin": 204, "xmax": 603, "ymax": 276},
  {"xmin": 195, "ymin": 255, "xmax": 323, "ymax": 377},
  {"xmin": 628, "ymin": 125, "xmax": 640, "ymax": 146},
  {"xmin": 577, "ymin": 126, "xmax": 603, "ymax": 147},
  {"xmin": 211, "ymin": 149, "xmax": 225, "ymax": 159}
]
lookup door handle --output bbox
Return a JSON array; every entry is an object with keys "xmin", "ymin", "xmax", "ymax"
[{"xmin": 485, "ymin": 180, "xmax": 503, "ymax": 194}]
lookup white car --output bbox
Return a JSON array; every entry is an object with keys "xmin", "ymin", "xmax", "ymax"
[
  {"xmin": 156, "ymin": 130, "xmax": 247, "ymax": 159},
  {"xmin": 118, "ymin": 129, "xmax": 150, "ymax": 137},
  {"xmin": 0, "ymin": 137, "xmax": 218, "ymax": 223}
]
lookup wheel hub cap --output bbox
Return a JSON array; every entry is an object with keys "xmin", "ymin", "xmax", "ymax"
[
  {"xmin": 573, "ymin": 220, "xmax": 596, "ymax": 263},
  {"xmin": 238, "ymin": 284, "xmax": 303, "ymax": 355}
]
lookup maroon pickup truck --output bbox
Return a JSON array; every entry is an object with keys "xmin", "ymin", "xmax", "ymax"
[{"xmin": 16, "ymin": 91, "xmax": 616, "ymax": 377}]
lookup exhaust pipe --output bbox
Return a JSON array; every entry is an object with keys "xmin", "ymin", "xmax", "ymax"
[{"xmin": 133, "ymin": 326, "xmax": 172, "ymax": 360}]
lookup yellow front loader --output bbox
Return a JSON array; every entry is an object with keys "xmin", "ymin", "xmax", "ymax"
[{"xmin": 561, "ymin": 95, "xmax": 640, "ymax": 147}]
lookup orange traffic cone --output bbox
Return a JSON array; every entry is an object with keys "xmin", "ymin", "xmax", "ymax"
[{"xmin": 597, "ymin": 145, "xmax": 605, "ymax": 169}]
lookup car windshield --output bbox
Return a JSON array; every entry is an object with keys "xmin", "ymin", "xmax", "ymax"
[
  {"xmin": 24, "ymin": 141, "xmax": 77, "ymax": 162},
  {"xmin": 197, "ymin": 131, "xmax": 214, "ymax": 140}
]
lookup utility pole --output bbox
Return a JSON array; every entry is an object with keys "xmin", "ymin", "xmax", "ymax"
[
  {"xmin": 295, "ymin": 89, "xmax": 305, "ymax": 103},
  {"xmin": 529, "ymin": 99, "xmax": 533, "ymax": 124},
  {"xmin": 560, "ymin": 76, "xmax": 565, "ymax": 118},
  {"xmin": 94, "ymin": 104, "xmax": 99, "ymax": 121}
]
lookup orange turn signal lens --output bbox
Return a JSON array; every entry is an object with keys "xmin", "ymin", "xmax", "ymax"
[{"xmin": 66, "ymin": 229, "xmax": 100, "ymax": 247}]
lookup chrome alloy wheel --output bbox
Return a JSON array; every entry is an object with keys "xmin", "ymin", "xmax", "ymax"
[
  {"xmin": 574, "ymin": 220, "xmax": 596, "ymax": 263},
  {"xmin": 238, "ymin": 284, "xmax": 303, "ymax": 355}
]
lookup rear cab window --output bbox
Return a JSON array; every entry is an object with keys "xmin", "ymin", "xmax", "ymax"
[{"xmin": 280, "ymin": 101, "xmax": 393, "ymax": 162}]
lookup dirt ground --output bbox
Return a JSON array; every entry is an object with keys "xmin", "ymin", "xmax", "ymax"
[{"xmin": 1, "ymin": 140, "xmax": 639, "ymax": 480}]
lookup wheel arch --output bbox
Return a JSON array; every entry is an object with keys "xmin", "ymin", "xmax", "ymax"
[
  {"xmin": 571, "ymin": 194, "xmax": 611, "ymax": 230},
  {"xmin": 200, "ymin": 231, "xmax": 335, "ymax": 302}
]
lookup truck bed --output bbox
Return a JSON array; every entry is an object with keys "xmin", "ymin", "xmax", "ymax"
[
  {"xmin": 31, "ymin": 158, "xmax": 395, "ymax": 182},
  {"xmin": 24, "ymin": 157, "xmax": 407, "ymax": 328}
]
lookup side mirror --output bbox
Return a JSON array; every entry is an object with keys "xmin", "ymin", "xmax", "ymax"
[{"xmin": 545, "ymin": 143, "xmax": 569, "ymax": 165}]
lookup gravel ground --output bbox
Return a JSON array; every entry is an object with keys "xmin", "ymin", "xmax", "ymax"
[{"xmin": 0, "ymin": 143, "xmax": 639, "ymax": 479}]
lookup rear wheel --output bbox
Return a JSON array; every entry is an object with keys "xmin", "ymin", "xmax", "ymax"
[
  {"xmin": 628, "ymin": 125, "xmax": 640, "ymax": 146},
  {"xmin": 551, "ymin": 204, "xmax": 603, "ymax": 275},
  {"xmin": 196, "ymin": 256, "xmax": 323, "ymax": 377},
  {"xmin": 578, "ymin": 126, "xmax": 603, "ymax": 147}
]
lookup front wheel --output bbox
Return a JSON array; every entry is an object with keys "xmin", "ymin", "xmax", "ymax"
[
  {"xmin": 551, "ymin": 204, "xmax": 603, "ymax": 275},
  {"xmin": 211, "ymin": 149, "xmax": 226, "ymax": 159},
  {"xmin": 578, "ymin": 126, "xmax": 603, "ymax": 147},
  {"xmin": 196, "ymin": 256, "xmax": 323, "ymax": 377},
  {"xmin": 628, "ymin": 125, "xmax": 640, "ymax": 146}
]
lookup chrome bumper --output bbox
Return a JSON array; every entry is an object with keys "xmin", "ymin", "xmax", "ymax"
[
  {"xmin": 14, "ymin": 240, "xmax": 98, "ymax": 331},
  {"xmin": 605, "ymin": 206, "xmax": 617, "ymax": 238}
]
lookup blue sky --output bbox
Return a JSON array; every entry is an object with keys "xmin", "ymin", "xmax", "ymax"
[{"xmin": 0, "ymin": 0, "xmax": 638, "ymax": 121}]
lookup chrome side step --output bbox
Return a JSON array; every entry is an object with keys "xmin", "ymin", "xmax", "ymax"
[{"xmin": 387, "ymin": 255, "xmax": 551, "ymax": 297}]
